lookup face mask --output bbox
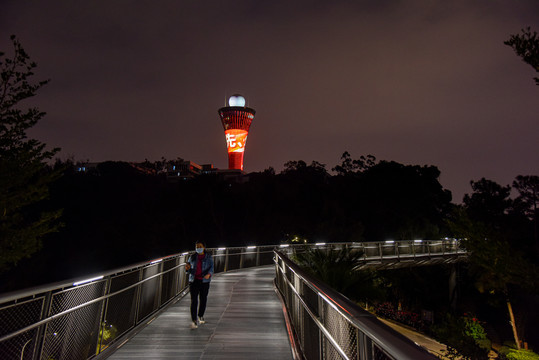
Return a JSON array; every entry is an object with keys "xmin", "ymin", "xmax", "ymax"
[{"xmin": 196, "ymin": 248, "xmax": 204, "ymax": 254}]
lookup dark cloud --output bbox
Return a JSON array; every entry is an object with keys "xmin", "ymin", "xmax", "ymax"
[{"xmin": 1, "ymin": 0, "xmax": 538, "ymax": 201}]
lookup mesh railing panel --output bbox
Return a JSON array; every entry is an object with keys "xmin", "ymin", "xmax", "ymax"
[
  {"xmin": 322, "ymin": 301, "xmax": 358, "ymax": 360},
  {"xmin": 41, "ymin": 300, "xmax": 103, "ymax": 360},
  {"xmin": 381, "ymin": 243, "xmax": 397, "ymax": 257},
  {"xmin": 99, "ymin": 270, "xmax": 140, "ymax": 353},
  {"xmin": 177, "ymin": 262, "xmax": 188, "ymax": 292},
  {"xmin": 160, "ymin": 259, "xmax": 179, "ymax": 305},
  {"xmin": 0, "ymin": 329, "xmax": 38, "ymax": 360},
  {"xmin": 137, "ymin": 265, "xmax": 160, "ymax": 322},
  {"xmin": 110, "ymin": 270, "xmax": 139, "ymax": 293},
  {"xmin": 398, "ymin": 243, "xmax": 413, "ymax": 255},
  {"xmin": 226, "ymin": 249, "xmax": 241, "ymax": 270},
  {"xmin": 0, "ymin": 297, "xmax": 45, "ymax": 359},
  {"xmin": 258, "ymin": 250, "xmax": 274, "ymax": 266},
  {"xmin": 241, "ymin": 251, "xmax": 257, "ymax": 268},
  {"xmin": 49, "ymin": 281, "xmax": 106, "ymax": 315},
  {"xmin": 302, "ymin": 282, "xmax": 319, "ymax": 316},
  {"xmin": 302, "ymin": 307, "xmax": 319, "ymax": 359},
  {"xmin": 99, "ymin": 286, "xmax": 137, "ymax": 352},
  {"xmin": 213, "ymin": 254, "xmax": 227, "ymax": 273},
  {"xmin": 323, "ymin": 335, "xmax": 347, "ymax": 360},
  {"xmin": 0, "ymin": 297, "xmax": 44, "ymax": 337},
  {"xmin": 40, "ymin": 281, "xmax": 106, "ymax": 359},
  {"xmin": 363, "ymin": 244, "xmax": 380, "ymax": 258}
]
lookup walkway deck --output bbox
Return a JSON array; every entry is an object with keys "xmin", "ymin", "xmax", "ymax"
[{"xmin": 106, "ymin": 265, "xmax": 293, "ymax": 360}]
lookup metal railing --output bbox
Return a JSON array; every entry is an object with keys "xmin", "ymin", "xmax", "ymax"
[
  {"xmin": 274, "ymin": 249, "xmax": 439, "ymax": 360},
  {"xmin": 0, "ymin": 240, "xmax": 464, "ymax": 360},
  {"xmin": 0, "ymin": 245, "xmax": 278, "ymax": 360},
  {"xmin": 347, "ymin": 239, "xmax": 467, "ymax": 269}
]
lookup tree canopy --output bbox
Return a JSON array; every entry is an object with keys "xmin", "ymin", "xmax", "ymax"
[
  {"xmin": 505, "ymin": 27, "xmax": 539, "ymax": 85},
  {"xmin": 0, "ymin": 36, "xmax": 61, "ymax": 271}
]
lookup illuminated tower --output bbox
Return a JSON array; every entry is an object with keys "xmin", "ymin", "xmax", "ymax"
[{"xmin": 218, "ymin": 95, "xmax": 256, "ymax": 171}]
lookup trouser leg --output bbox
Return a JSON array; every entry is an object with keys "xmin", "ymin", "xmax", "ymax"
[
  {"xmin": 190, "ymin": 281, "xmax": 201, "ymax": 322},
  {"xmin": 198, "ymin": 282, "xmax": 210, "ymax": 318}
]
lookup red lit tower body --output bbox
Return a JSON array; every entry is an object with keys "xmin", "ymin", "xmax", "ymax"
[{"xmin": 218, "ymin": 95, "xmax": 256, "ymax": 171}]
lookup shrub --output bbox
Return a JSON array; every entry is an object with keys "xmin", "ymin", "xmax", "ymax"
[
  {"xmin": 432, "ymin": 313, "xmax": 489, "ymax": 360},
  {"xmin": 504, "ymin": 349, "xmax": 539, "ymax": 360},
  {"xmin": 464, "ymin": 315, "xmax": 487, "ymax": 340},
  {"xmin": 463, "ymin": 314, "xmax": 491, "ymax": 351},
  {"xmin": 374, "ymin": 302, "xmax": 425, "ymax": 330}
]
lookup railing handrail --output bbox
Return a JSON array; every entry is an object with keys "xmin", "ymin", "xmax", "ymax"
[
  {"xmin": 0, "ymin": 245, "xmax": 277, "ymax": 304},
  {"xmin": 0, "ymin": 240, "xmax": 465, "ymax": 303},
  {"xmin": 0, "ymin": 244, "xmax": 283, "ymax": 360},
  {"xmin": 0, "ymin": 261, "xmax": 188, "ymax": 344},
  {"xmin": 0, "ymin": 240, "xmax": 464, "ymax": 360},
  {"xmin": 275, "ymin": 250, "xmax": 437, "ymax": 359}
]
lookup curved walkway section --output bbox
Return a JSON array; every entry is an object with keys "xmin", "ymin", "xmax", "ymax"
[{"xmin": 106, "ymin": 265, "xmax": 293, "ymax": 360}]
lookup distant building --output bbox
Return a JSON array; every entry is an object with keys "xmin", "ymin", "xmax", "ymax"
[
  {"xmin": 163, "ymin": 160, "xmax": 214, "ymax": 180},
  {"xmin": 72, "ymin": 160, "xmax": 250, "ymax": 182},
  {"xmin": 75, "ymin": 162, "xmax": 100, "ymax": 174}
]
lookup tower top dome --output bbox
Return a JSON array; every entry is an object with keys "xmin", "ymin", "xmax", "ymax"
[{"xmin": 228, "ymin": 94, "xmax": 246, "ymax": 107}]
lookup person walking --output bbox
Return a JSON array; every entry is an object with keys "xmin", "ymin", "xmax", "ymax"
[{"xmin": 185, "ymin": 241, "xmax": 214, "ymax": 329}]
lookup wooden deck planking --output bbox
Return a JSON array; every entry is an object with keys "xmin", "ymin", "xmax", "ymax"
[{"xmin": 106, "ymin": 265, "xmax": 293, "ymax": 359}]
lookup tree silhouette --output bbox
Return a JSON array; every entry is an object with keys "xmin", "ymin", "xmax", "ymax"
[
  {"xmin": 450, "ymin": 178, "xmax": 539, "ymax": 350},
  {"xmin": 0, "ymin": 36, "xmax": 61, "ymax": 271},
  {"xmin": 505, "ymin": 27, "xmax": 539, "ymax": 85},
  {"xmin": 512, "ymin": 175, "xmax": 539, "ymax": 249}
]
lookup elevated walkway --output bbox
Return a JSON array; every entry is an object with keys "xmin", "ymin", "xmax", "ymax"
[
  {"xmin": 0, "ymin": 241, "xmax": 464, "ymax": 360},
  {"xmin": 107, "ymin": 266, "xmax": 293, "ymax": 360}
]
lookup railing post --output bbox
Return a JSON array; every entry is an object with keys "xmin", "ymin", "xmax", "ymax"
[
  {"xmin": 96, "ymin": 276, "xmax": 112, "ymax": 354},
  {"xmin": 318, "ymin": 293, "xmax": 324, "ymax": 359},
  {"xmin": 174, "ymin": 256, "xmax": 181, "ymax": 296},
  {"xmin": 134, "ymin": 268, "xmax": 143, "ymax": 325},
  {"xmin": 180, "ymin": 254, "xmax": 188, "ymax": 294},
  {"xmin": 32, "ymin": 290, "xmax": 53, "ymax": 360},
  {"xmin": 358, "ymin": 330, "xmax": 372, "ymax": 360},
  {"xmin": 255, "ymin": 246, "xmax": 260, "ymax": 267},
  {"xmin": 224, "ymin": 248, "xmax": 229, "ymax": 272},
  {"xmin": 156, "ymin": 262, "xmax": 163, "ymax": 308}
]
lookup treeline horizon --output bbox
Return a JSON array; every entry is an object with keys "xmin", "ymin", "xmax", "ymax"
[{"xmin": 1, "ymin": 152, "xmax": 537, "ymax": 293}]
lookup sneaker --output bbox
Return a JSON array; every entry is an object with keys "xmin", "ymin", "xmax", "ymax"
[
  {"xmin": 198, "ymin": 316, "xmax": 205, "ymax": 324},
  {"xmin": 190, "ymin": 321, "xmax": 198, "ymax": 329}
]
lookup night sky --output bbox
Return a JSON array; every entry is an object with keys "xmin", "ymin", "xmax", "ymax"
[{"xmin": 1, "ymin": 1, "xmax": 538, "ymax": 202}]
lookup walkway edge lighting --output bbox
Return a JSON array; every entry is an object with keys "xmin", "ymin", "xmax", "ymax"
[{"xmin": 73, "ymin": 276, "xmax": 104, "ymax": 286}]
